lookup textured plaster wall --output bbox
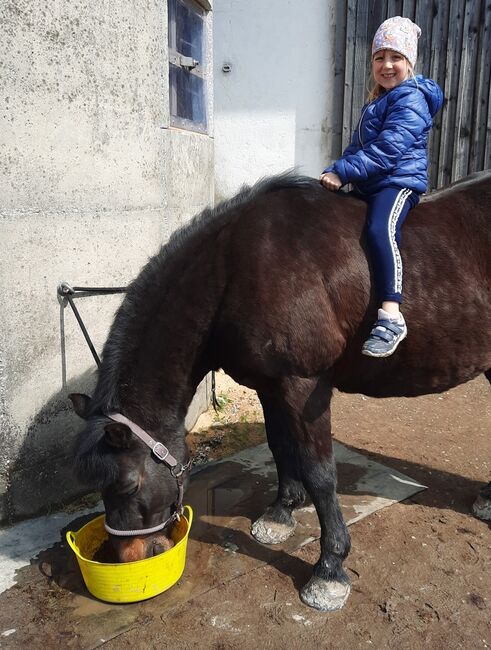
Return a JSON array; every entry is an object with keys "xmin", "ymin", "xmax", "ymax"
[{"xmin": 0, "ymin": 0, "xmax": 214, "ymax": 522}]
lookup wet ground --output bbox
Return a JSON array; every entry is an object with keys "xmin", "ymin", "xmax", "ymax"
[{"xmin": 0, "ymin": 374, "xmax": 489, "ymax": 649}]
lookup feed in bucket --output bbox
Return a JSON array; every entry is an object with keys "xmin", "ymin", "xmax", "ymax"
[{"xmin": 66, "ymin": 504, "xmax": 193, "ymax": 603}]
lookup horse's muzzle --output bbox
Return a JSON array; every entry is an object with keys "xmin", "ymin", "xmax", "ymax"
[{"xmin": 110, "ymin": 533, "xmax": 174, "ymax": 562}]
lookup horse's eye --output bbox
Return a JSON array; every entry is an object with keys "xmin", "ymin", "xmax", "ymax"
[
  {"xmin": 116, "ymin": 481, "xmax": 140, "ymax": 496},
  {"xmin": 115, "ymin": 468, "xmax": 141, "ymax": 496}
]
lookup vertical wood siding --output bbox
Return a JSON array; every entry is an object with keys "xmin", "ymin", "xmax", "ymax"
[{"xmin": 330, "ymin": 0, "xmax": 491, "ymax": 189}]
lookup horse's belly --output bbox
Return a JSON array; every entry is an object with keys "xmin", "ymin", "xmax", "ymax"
[{"xmin": 333, "ymin": 361, "xmax": 485, "ymax": 398}]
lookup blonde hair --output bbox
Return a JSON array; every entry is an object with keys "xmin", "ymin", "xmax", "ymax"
[{"xmin": 366, "ymin": 56, "xmax": 416, "ymax": 102}]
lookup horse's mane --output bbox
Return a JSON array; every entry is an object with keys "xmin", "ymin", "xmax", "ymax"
[
  {"xmin": 421, "ymin": 169, "xmax": 491, "ymax": 202},
  {"xmin": 166, "ymin": 171, "xmax": 319, "ymax": 254},
  {"xmin": 91, "ymin": 171, "xmax": 319, "ymax": 415}
]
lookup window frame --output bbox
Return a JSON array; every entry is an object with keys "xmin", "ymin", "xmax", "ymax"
[{"xmin": 168, "ymin": 0, "xmax": 209, "ymax": 134}]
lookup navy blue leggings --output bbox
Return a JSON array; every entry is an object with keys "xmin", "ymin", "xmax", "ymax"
[{"xmin": 360, "ymin": 187, "xmax": 420, "ymax": 304}]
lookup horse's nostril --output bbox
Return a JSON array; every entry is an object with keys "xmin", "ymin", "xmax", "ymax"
[
  {"xmin": 152, "ymin": 542, "xmax": 166, "ymax": 556},
  {"xmin": 150, "ymin": 534, "xmax": 175, "ymax": 557}
]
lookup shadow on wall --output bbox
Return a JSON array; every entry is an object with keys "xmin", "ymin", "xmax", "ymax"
[
  {"xmin": 4, "ymin": 368, "xmax": 97, "ymax": 525},
  {"xmin": 0, "ymin": 287, "xmax": 121, "ymax": 524},
  {"xmin": 0, "ymin": 285, "xmax": 124, "ymax": 524}
]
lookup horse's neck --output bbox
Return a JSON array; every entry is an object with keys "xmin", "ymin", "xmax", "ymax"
[{"xmin": 98, "ymin": 244, "xmax": 224, "ymax": 432}]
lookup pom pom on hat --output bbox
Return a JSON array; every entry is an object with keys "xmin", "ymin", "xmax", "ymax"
[{"xmin": 372, "ymin": 16, "xmax": 421, "ymax": 68}]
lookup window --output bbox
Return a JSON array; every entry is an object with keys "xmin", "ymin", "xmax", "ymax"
[{"xmin": 168, "ymin": 0, "xmax": 208, "ymax": 133}]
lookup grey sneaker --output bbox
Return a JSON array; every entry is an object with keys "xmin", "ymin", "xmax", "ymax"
[{"xmin": 361, "ymin": 318, "xmax": 407, "ymax": 357}]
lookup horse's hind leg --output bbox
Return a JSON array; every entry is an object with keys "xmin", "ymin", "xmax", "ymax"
[
  {"xmin": 472, "ymin": 369, "xmax": 491, "ymax": 521},
  {"xmin": 263, "ymin": 375, "xmax": 351, "ymax": 611},
  {"xmin": 251, "ymin": 392, "xmax": 307, "ymax": 544}
]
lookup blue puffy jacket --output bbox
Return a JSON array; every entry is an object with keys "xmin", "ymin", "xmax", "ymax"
[{"xmin": 324, "ymin": 76, "xmax": 444, "ymax": 194}]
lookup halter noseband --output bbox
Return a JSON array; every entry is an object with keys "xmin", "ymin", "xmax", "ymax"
[{"xmin": 104, "ymin": 412, "xmax": 191, "ymax": 537}]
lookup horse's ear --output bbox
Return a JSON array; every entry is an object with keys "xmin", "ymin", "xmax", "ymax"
[
  {"xmin": 103, "ymin": 422, "xmax": 134, "ymax": 449},
  {"xmin": 69, "ymin": 393, "xmax": 92, "ymax": 419}
]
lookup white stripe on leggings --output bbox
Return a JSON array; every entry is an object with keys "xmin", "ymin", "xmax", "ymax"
[{"xmin": 388, "ymin": 188, "xmax": 412, "ymax": 295}]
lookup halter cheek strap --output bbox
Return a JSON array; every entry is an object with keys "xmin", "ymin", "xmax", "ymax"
[
  {"xmin": 107, "ymin": 412, "xmax": 179, "ymax": 466},
  {"xmin": 103, "ymin": 412, "xmax": 191, "ymax": 537}
]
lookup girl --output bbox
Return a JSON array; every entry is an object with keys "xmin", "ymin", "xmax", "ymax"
[{"xmin": 321, "ymin": 16, "xmax": 444, "ymax": 357}]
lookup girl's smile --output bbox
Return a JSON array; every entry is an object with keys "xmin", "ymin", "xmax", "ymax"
[{"xmin": 372, "ymin": 49, "xmax": 410, "ymax": 90}]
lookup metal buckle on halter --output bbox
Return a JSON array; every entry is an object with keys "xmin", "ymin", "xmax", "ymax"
[{"xmin": 152, "ymin": 441, "xmax": 170, "ymax": 462}]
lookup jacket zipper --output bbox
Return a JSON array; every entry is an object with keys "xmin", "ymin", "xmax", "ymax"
[
  {"xmin": 355, "ymin": 100, "xmax": 375, "ymax": 193},
  {"xmin": 358, "ymin": 103, "xmax": 371, "ymax": 147}
]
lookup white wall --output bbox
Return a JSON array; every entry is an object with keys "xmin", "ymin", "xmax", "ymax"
[{"xmin": 213, "ymin": 0, "xmax": 336, "ymax": 199}]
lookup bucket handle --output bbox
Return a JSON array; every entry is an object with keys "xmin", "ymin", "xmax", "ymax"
[
  {"xmin": 66, "ymin": 531, "xmax": 78, "ymax": 554},
  {"xmin": 183, "ymin": 504, "xmax": 193, "ymax": 530}
]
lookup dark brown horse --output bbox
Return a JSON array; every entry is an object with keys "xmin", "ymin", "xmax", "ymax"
[{"xmin": 71, "ymin": 170, "xmax": 491, "ymax": 611}]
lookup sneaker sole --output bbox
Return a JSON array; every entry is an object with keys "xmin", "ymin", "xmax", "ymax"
[{"xmin": 361, "ymin": 330, "xmax": 407, "ymax": 358}]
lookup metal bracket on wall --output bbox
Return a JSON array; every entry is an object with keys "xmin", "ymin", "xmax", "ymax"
[
  {"xmin": 57, "ymin": 282, "xmax": 127, "ymax": 368},
  {"xmin": 57, "ymin": 281, "xmax": 218, "ymax": 408}
]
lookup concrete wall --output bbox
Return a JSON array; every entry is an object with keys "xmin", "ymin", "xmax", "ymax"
[
  {"xmin": 0, "ymin": 0, "xmax": 214, "ymax": 522},
  {"xmin": 213, "ymin": 0, "xmax": 336, "ymax": 199}
]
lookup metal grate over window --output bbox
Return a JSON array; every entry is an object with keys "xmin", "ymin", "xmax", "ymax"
[{"xmin": 168, "ymin": 0, "xmax": 207, "ymax": 133}]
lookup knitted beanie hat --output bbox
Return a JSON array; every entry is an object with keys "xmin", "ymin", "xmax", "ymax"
[{"xmin": 372, "ymin": 16, "xmax": 421, "ymax": 68}]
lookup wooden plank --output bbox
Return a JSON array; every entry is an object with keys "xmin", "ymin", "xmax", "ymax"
[
  {"xmin": 330, "ymin": 0, "xmax": 349, "ymax": 160},
  {"xmin": 368, "ymin": 0, "xmax": 388, "ymax": 40},
  {"xmin": 452, "ymin": 0, "xmax": 482, "ymax": 181},
  {"xmin": 426, "ymin": 0, "xmax": 449, "ymax": 189},
  {"xmin": 413, "ymin": 0, "xmax": 436, "ymax": 188},
  {"xmin": 414, "ymin": 0, "xmax": 432, "ymax": 79},
  {"xmin": 437, "ymin": 0, "xmax": 464, "ymax": 187},
  {"xmin": 402, "ymin": 0, "xmax": 416, "ymax": 22},
  {"xmin": 367, "ymin": 0, "xmax": 387, "ymax": 111},
  {"xmin": 342, "ymin": 0, "xmax": 357, "ymax": 151},
  {"xmin": 351, "ymin": 0, "xmax": 370, "ymax": 128},
  {"xmin": 470, "ymin": 0, "xmax": 491, "ymax": 173},
  {"xmin": 386, "ymin": 0, "xmax": 404, "ymax": 17}
]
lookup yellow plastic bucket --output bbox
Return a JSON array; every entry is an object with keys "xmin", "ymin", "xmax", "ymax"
[{"xmin": 66, "ymin": 505, "xmax": 193, "ymax": 603}]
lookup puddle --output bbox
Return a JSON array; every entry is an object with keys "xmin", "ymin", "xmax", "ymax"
[{"xmin": 0, "ymin": 441, "xmax": 425, "ymax": 649}]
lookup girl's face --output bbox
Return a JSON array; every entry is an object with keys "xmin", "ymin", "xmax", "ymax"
[{"xmin": 372, "ymin": 49, "xmax": 410, "ymax": 90}]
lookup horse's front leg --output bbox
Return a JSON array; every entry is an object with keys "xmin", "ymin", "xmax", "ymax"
[
  {"xmin": 251, "ymin": 391, "xmax": 308, "ymax": 544},
  {"xmin": 275, "ymin": 375, "xmax": 351, "ymax": 611}
]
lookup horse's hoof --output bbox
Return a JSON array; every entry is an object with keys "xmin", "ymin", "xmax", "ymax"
[
  {"xmin": 251, "ymin": 515, "xmax": 296, "ymax": 545},
  {"xmin": 300, "ymin": 576, "xmax": 351, "ymax": 612},
  {"xmin": 472, "ymin": 495, "xmax": 491, "ymax": 521}
]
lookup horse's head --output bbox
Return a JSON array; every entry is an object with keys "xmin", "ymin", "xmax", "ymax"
[{"xmin": 70, "ymin": 393, "xmax": 190, "ymax": 562}]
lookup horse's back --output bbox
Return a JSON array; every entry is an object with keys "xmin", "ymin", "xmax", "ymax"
[
  {"xmin": 214, "ymin": 176, "xmax": 491, "ymax": 394},
  {"xmin": 336, "ymin": 177, "xmax": 491, "ymax": 396}
]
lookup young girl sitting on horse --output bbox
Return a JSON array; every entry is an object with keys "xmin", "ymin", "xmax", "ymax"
[{"xmin": 321, "ymin": 16, "xmax": 443, "ymax": 357}]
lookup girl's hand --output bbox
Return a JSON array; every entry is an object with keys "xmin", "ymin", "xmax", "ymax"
[{"xmin": 320, "ymin": 172, "xmax": 342, "ymax": 191}]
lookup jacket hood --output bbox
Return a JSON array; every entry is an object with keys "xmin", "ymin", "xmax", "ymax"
[{"xmin": 411, "ymin": 75, "xmax": 444, "ymax": 117}]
